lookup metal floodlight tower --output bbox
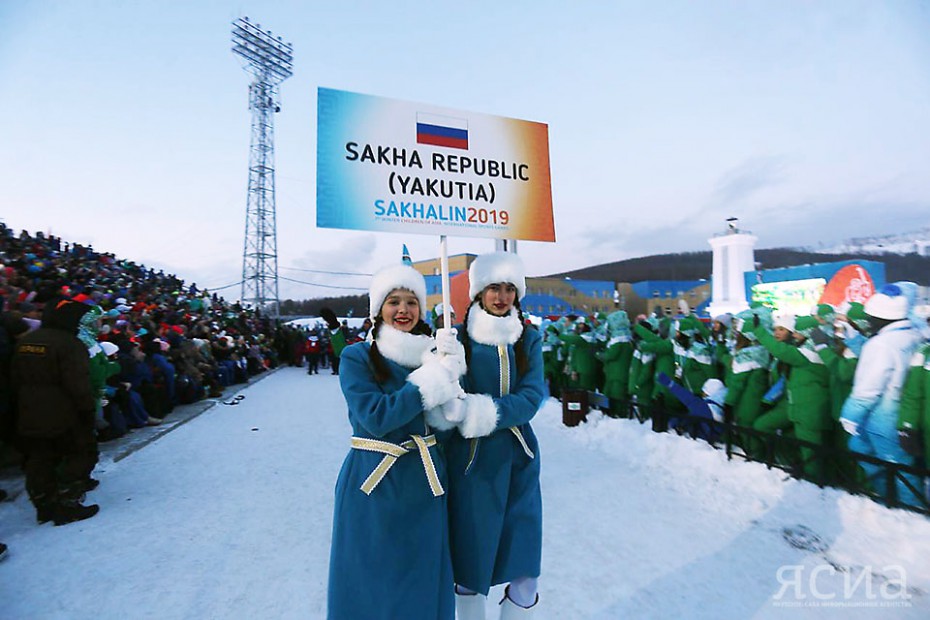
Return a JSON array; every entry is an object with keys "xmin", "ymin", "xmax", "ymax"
[{"xmin": 231, "ymin": 16, "xmax": 293, "ymax": 317}]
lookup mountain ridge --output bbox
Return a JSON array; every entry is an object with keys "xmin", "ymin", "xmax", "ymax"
[{"xmin": 548, "ymin": 247, "xmax": 930, "ymax": 287}]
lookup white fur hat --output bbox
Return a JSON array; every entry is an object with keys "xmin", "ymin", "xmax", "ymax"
[
  {"xmin": 468, "ymin": 252, "xmax": 527, "ymax": 300},
  {"xmin": 368, "ymin": 264, "xmax": 427, "ymax": 321},
  {"xmin": 865, "ymin": 291, "xmax": 909, "ymax": 321},
  {"xmin": 773, "ymin": 313, "xmax": 796, "ymax": 331}
]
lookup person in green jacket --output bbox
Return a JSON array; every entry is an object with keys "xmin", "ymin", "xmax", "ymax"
[
  {"xmin": 559, "ymin": 318, "xmax": 599, "ymax": 392},
  {"xmin": 749, "ymin": 314, "xmax": 832, "ymax": 480},
  {"xmin": 677, "ymin": 315, "xmax": 718, "ymax": 396},
  {"xmin": 320, "ymin": 308, "xmax": 347, "ymax": 375},
  {"xmin": 723, "ymin": 308, "xmax": 772, "ymax": 451},
  {"xmin": 77, "ymin": 305, "xmax": 117, "ymax": 491},
  {"xmin": 633, "ymin": 315, "xmax": 681, "ymax": 418},
  {"xmin": 597, "ymin": 310, "xmax": 634, "ymax": 417},
  {"xmin": 629, "ymin": 316, "xmax": 657, "ymax": 418},
  {"xmin": 541, "ymin": 322, "xmax": 564, "ymax": 399},
  {"xmin": 807, "ymin": 305, "xmax": 864, "ymax": 484},
  {"xmin": 898, "ymin": 341, "xmax": 930, "ymax": 496},
  {"xmin": 710, "ymin": 314, "xmax": 733, "ymax": 378}
]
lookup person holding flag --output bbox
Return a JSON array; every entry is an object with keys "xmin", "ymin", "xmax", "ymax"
[
  {"xmin": 327, "ymin": 261, "xmax": 466, "ymax": 620},
  {"xmin": 439, "ymin": 251, "xmax": 545, "ymax": 619}
]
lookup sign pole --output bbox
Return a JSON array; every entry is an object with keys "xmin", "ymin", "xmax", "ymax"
[{"xmin": 439, "ymin": 235, "xmax": 452, "ymax": 329}]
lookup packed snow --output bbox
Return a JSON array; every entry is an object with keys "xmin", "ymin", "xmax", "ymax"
[{"xmin": 1, "ymin": 366, "xmax": 928, "ymax": 619}]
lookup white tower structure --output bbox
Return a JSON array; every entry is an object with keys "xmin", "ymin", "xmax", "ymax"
[{"xmin": 707, "ymin": 217, "xmax": 757, "ymax": 317}]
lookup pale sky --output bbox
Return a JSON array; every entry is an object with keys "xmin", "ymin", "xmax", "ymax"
[{"xmin": 2, "ymin": 1, "xmax": 929, "ymax": 301}]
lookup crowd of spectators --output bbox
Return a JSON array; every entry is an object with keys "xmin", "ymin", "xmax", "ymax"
[{"xmin": 0, "ymin": 223, "xmax": 287, "ymax": 539}]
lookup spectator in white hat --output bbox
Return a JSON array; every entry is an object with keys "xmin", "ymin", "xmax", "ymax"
[{"xmin": 840, "ymin": 284, "xmax": 924, "ymax": 507}]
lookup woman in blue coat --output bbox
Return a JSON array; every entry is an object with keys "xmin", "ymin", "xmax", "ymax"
[
  {"xmin": 440, "ymin": 251, "xmax": 546, "ymax": 619},
  {"xmin": 327, "ymin": 263, "xmax": 465, "ymax": 620}
]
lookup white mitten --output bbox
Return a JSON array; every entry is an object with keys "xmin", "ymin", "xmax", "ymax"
[
  {"xmin": 407, "ymin": 361, "xmax": 464, "ymax": 410},
  {"xmin": 435, "ymin": 328, "xmax": 463, "ymax": 355},
  {"xmin": 439, "ymin": 351, "xmax": 466, "ymax": 378},
  {"xmin": 425, "ymin": 406, "xmax": 458, "ymax": 431},
  {"xmin": 442, "ymin": 397, "xmax": 466, "ymax": 423},
  {"xmin": 433, "ymin": 328, "xmax": 467, "ymax": 377},
  {"xmin": 458, "ymin": 393, "xmax": 499, "ymax": 439}
]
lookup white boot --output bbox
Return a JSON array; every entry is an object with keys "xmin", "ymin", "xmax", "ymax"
[
  {"xmin": 499, "ymin": 585, "xmax": 538, "ymax": 619},
  {"xmin": 456, "ymin": 592, "xmax": 486, "ymax": 620}
]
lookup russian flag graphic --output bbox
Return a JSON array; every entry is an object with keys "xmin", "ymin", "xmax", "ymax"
[{"xmin": 416, "ymin": 113, "xmax": 469, "ymax": 150}]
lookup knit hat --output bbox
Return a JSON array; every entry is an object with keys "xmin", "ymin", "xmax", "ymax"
[
  {"xmin": 734, "ymin": 307, "xmax": 772, "ymax": 339},
  {"xmin": 431, "ymin": 303, "xmax": 455, "ymax": 322},
  {"xmin": 816, "ymin": 304, "xmax": 836, "ymax": 324},
  {"xmin": 773, "ymin": 313, "xmax": 796, "ymax": 331},
  {"xmin": 100, "ymin": 341, "xmax": 119, "ymax": 357},
  {"xmin": 864, "ymin": 284, "xmax": 910, "ymax": 321},
  {"xmin": 713, "ymin": 313, "xmax": 732, "ymax": 328},
  {"xmin": 606, "ymin": 310, "xmax": 631, "ymax": 340},
  {"xmin": 368, "ymin": 264, "xmax": 427, "ymax": 321},
  {"xmin": 468, "ymin": 252, "xmax": 526, "ymax": 300}
]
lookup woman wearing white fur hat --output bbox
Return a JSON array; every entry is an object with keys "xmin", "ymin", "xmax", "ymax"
[
  {"xmin": 327, "ymin": 263, "xmax": 465, "ymax": 620},
  {"xmin": 439, "ymin": 251, "xmax": 546, "ymax": 619}
]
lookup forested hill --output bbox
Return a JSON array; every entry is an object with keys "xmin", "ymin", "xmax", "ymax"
[
  {"xmin": 283, "ymin": 249, "xmax": 930, "ymax": 314},
  {"xmin": 548, "ymin": 249, "xmax": 930, "ymax": 286}
]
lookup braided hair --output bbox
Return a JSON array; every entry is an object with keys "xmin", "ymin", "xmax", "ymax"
[
  {"xmin": 367, "ymin": 314, "xmax": 433, "ymax": 385},
  {"xmin": 463, "ymin": 294, "xmax": 530, "ymax": 377}
]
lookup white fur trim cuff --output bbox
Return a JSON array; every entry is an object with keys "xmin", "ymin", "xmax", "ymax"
[{"xmin": 458, "ymin": 393, "xmax": 499, "ymax": 438}]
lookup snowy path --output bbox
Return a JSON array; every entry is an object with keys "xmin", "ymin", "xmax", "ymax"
[{"xmin": 1, "ymin": 366, "xmax": 928, "ymax": 619}]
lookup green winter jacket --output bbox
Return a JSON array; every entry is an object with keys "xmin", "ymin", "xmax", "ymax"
[
  {"xmin": 899, "ymin": 343, "xmax": 930, "ymax": 463},
  {"xmin": 681, "ymin": 343, "xmax": 717, "ymax": 395},
  {"xmin": 330, "ymin": 327, "xmax": 348, "ymax": 358},
  {"xmin": 89, "ymin": 351, "xmax": 121, "ymax": 409},
  {"xmin": 753, "ymin": 327, "xmax": 831, "ymax": 430},
  {"xmin": 723, "ymin": 345, "xmax": 770, "ymax": 427},
  {"xmin": 633, "ymin": 323, "xmax": 675, "ymax": 403},
  {"xmin": 559, "ymin": 333, "xmax": 599, "ymax": 391},
  {"xmin": 815, "ymin": 344, "xmax": 858, "ymax": 421},
  {"xmin": 598, "ymin": 339, "xmax": 633, "ymax": 401}
]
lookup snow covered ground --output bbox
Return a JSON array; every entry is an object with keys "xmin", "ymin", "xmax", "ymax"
[{"xmin": 1, "ymin": 366, "xmax": 929, "ymax": 619}]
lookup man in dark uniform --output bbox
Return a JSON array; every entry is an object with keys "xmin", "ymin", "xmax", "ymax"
[{"xmin": 11, "ymin": 298, "xmax": 100, "ymax": 525}]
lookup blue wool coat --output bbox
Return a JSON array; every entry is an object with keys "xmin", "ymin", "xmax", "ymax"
[
  {"xmin": 327, "ymin": 342, "xmax": 454, "ymax": 620},
  {"xmin": 446, "ymin": 324, "xmax": 545, "ymax": 595}
]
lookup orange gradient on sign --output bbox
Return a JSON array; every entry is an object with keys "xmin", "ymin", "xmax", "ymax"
[
  {"xmin": 450, "ymin": 271, "xmax": 472, "ymax": 320},
  {"xmin": 819, "ymin": 264, "xmax": 876, "ymax": 306}
]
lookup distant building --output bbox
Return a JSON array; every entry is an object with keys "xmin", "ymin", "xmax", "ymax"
[
  {"xmin": 412, "ymin": 254, "xmax": 710, "ymax": 320},
  {"xmin": 522, "ymin": 278, "xmax": 710, "ymax": 319}
]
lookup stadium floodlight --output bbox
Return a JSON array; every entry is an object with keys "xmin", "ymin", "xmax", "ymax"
[
  {"xmin": 231, "ymin": 17, "xmax": 293, "ymax": 318},
  {"xmin": 232, "ymin": 16, "xmax": 293, "ymax": 83}
]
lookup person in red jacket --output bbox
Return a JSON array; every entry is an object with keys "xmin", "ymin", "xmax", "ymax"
[{"xmin": 304, "ymin": 334, "xmax": 322, "ymax": 375}]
